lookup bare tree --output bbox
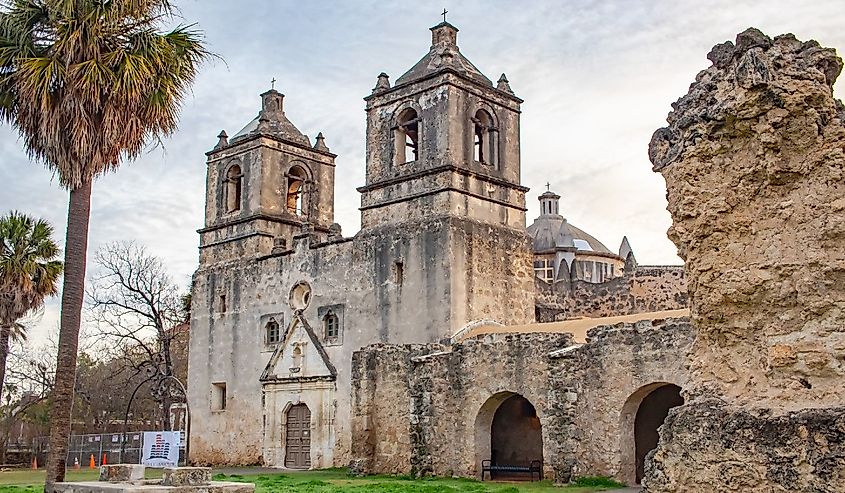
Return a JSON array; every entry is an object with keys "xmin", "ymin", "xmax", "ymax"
[
  {"xmin": 0, "ymin": 338, "xmax": 55, "ymax": 463},
  {"xmin": 86, "ymin": 242, "xmax": 188, "ymax": 431}
]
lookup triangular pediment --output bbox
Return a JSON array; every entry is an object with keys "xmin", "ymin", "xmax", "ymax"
[{"xmin": 260, "ymin": 311, "xmax": 336, "ymax": 382}]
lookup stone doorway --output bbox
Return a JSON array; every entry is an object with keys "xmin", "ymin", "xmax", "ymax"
[
  {"xmin": 622, "ymin": 383, "xmax": 683, "ymax": 484},
  {"xmin": 474, "ymin": 392, "xmax": 543, "ymax": 477},
  {"xmin": 284, "ymin": 403, "xmax": 311, "ymax": 469}
]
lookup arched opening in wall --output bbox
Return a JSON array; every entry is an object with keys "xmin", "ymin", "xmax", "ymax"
[
  {"xmin": 286, "ymin": 165, "xmax": 308, "ymax": 215},
  {"xmin": 474, "ymin": 392, "xmax": 543, "ymax": 478},
  {"xmin": 284, "ymin": 403, "xmax": 311, "ymax": 469},
  {"xmin": 620, "ymin": 383, "xmax": 684, "ymax": 485},
  {"xmin": 225, "ymin": 164, "xmax": 242, "ymax": 212},
  {"xmin": 473, "ymin": 109, "xmax": 496, "ymax": 166},
  {"xmin": 394, "ymin": 108, "xmax": 419, "ymax": 165}
]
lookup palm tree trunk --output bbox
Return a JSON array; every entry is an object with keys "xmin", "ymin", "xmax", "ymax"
[
  {"xmin": 0, "ymin": 325, "xmax": 10, "ymax": 404},
  {"xmin": 45, "ymin": 181, "xmax": 92, "ymax": 491}
]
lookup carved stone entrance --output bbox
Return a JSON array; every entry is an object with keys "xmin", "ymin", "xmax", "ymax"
[{"xmin": 285, "ymin": 404, "xmax": 311, "ymax": 469}]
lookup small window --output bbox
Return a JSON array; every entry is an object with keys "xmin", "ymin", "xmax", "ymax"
[
  {"xmin": 324, "ymin": 312, "xmax": 339, "ymax": 339},
  {"xmin": 266, "ymin": 318, "xmax": 280, "ymax": 345},
  {"xmin": 533, "ymin": 259, "xmax": 554, "ymax": 282},
  {"xmin": 286, "ymin": 165, "xmax": 308, "ymax": 216},
  {"xmin": 394, "ymin": 261, "xmax": 404, "ymax": 285},
  {"xmin": 211, "ymin": 382, "xmax": 227, "ymax": 411},
  {"xmin": 219, "ymin": 295, "xmax": 227, "ymax": 313},
  {"xmin": 225, "ymin": 165, "xmax": 242, "ymax": 213},
  {"xmin": 394, "ymin": 108, "xmax": 419, "ymax": 165}
]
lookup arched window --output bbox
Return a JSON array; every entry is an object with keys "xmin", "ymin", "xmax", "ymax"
[
  {"xmin": 472, "ymin": 110, "xmax": 498, "ymax": 167},
  {"xmin": 266, "ymin": 318, "xmax": 280, "ymax": 345},
  {"xmin": 394, "ymin": 108, "xmax": 419, "ymax": 165},
  {"xmin": 324, "ymin": 311, "xmax": 339, "ymax": 339},
  {"xmin": 225, "ymin": 165, "xmax": 242, "ymax": 213},
  {"xmin": 286, "ymin": 165, "xmax": 308, "ymax": 216}
]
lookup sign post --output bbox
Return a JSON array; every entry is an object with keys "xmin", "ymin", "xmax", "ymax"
[{"xmin": 141, "ymin": 431, "xmax": 181, "ymax": 467}]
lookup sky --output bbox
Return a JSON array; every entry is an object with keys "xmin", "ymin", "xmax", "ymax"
[{"xmin": 3, "ymin": 0, "xmax": 845, "ymax": 344}]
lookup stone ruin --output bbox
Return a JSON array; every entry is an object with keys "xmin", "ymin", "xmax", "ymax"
[
  {"xmin": 52, "ymin": 465, "xmax": 253, "ymax": 493},
  {"xmin": 646, "ymin": 28, "xmax": 845, "ymax": 492}
]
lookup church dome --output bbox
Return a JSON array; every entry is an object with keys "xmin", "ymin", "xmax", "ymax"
[{"xmin": 526, "ymin": 190, "xmax": 615, "ymax": 255}]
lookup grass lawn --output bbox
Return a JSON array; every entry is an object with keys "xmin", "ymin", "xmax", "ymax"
[{"xmin": 0, "ymin": 468, "xmax": 623, "ymax": 493}]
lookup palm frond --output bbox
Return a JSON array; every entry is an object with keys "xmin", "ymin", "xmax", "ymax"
[
  {"xmin": 0, "ymin": 211, "xmax": 63, "ymax": 326},
  {"xmin": 0, "ymin": 0, "xmax": 210, "ymax": 189}
]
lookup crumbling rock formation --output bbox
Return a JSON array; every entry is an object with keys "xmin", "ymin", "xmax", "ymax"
[{"xmin": 646, "ymin": 28, "xmax": 845, "ymax": 492}]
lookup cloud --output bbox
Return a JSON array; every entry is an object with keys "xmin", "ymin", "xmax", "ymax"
[{"xmin": 4, "ymin": 0, "xmax": 845, "ymax": 343}]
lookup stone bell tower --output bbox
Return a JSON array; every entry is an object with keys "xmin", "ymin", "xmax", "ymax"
[
  {"xmin": 358, "ymin": 21, "xmax": 528, "ymax": 230},
  {"xmin": 198, "ymin": 88, "xmax": 337, "ymax": 264},
  {"xmin": 357, "ymin": 22, "xmax": 534, "ymax": 332}
]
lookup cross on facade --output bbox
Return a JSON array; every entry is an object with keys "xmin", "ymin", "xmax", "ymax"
[
  {"xmin": 441, "ymin": 8, "xmax": 448, "ymax": 22},
  {"xmin": 271, "ymin": 77, "xmax": 276, "ymax": 90}
]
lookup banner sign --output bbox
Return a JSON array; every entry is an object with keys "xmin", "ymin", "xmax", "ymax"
[{"xmin": 141, "ymin": 431, "xmax": 180, "ymax": 467}]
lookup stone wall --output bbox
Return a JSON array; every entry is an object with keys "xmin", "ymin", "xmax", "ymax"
[
  {"xmin": 645, "ymin": 28, "xmax": 845, "ymax": 492},
  {"xmin": 562, "ymin": 318, "xmax": 694, "ymax": 485},
  {"xmin": 535, "ymin": 265, "xmax": 687, "ymax": 322},
  {"xmin": 350, "ymin": 318, "xmax": 694, "ymax": 483}
]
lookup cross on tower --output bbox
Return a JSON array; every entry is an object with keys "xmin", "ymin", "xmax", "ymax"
[
  {"xmin": 271, "ymin": 77, "xmax": 276, "ymax": 90},
  {"xmin": 441, "ymin": 8, "xmax": 448, "ymax": 22},
  {"xmin": 546, "ymin": 182, "xmax": 551, "ymax": 191}
]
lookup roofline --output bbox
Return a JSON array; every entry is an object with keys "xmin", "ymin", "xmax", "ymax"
[
  {"xmin": 533, "ymin": 248, "xmax": 623, "ymax": 261},
  {"xmin": 364, "ymin": 67, "xmax": 523, "ymax": 104},
  {"xmin": 206, "ymin": 131, "xmax": 337, "ymax": 159}
]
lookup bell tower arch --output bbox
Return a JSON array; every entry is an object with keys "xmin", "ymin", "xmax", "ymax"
[
  {"xmin": 199, "ymin": 88, "xmax": 337, "ymax": 264},
  {"xmin": 357, "ymin": 22, "xmax": 534, "ymax": 332},
  {"xmin": 358, "ymin": 21, "xmax": 527, "ymax": 230}
]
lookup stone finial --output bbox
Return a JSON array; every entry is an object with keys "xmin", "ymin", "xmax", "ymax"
[
  {"xmin": 314, "ymin": 132, "xmax": 330, "ymax": 152},
  {"xmin": 623, "ymin": 250, "xmax": 637, "ymax": 275},
  {"xmin": 431, "ymin": 21, "xmax": 458, "ymax": 47},
  {"xmin": 260, "ymin": 89, "xmax": 285, "ymax": 118},
  {"xmin": 497, "ymin": 73, "xmax": 514, "ymax": 94},
  {"xmin": 214, "ymin": 130, "xmax": 228, "ymax": 149},
  {"xmin": 618, "ymin": 236, "xmax": 634, "ymax": 260},
  {"xmin": 372, "ymin": 73, "xmax": 391, "ymax": 94}
]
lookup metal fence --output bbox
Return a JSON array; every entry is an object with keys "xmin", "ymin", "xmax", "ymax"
[{"xmin": 32, "ymin": 432, "xmax": 185, "ymax": 467}]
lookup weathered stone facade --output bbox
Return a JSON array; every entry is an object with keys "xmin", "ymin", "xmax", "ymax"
[
  {"xmin": 350, "ymin": 317, "xmax": 695, "ymax": 484},
  {"xmin": 188, "ymin": 22, "xmax": 538, "ymax": 468},
  {"xmin": 645, "ymin": 28, "xmax": 845, "ymax": 492}
]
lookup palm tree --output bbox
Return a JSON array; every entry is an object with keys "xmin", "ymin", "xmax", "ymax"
[
  {"xmin": 0, "ymin": 1, "xmax": 208, "ymax": 486},
  {"xmin": 0, "ymin": 212, "xmax": 62, "ymax": 405}
]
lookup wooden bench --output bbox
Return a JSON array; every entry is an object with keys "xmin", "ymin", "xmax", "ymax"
[{"xmin": 481, "ymin": 459, "xmax": 543, "ymax": 481}]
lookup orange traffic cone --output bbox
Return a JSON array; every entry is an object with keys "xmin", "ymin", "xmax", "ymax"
[
  {"xmin": 102, "ymin": 453, "xmax": 107, "ymax": 466},
  {"xmin": 89, "ymin": 454, "xmax": 96, "ymax": 469},
  {"xmin": 31, "ymin": 456, "xmax": 37, "ymax": 469},
  {"xmin": 74, "ymin": 457, "xmax": 80, "ymax": 469}
]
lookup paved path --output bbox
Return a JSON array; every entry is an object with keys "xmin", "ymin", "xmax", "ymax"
[{"xmin": 608, "ymin": 488, "xmax": 641, "ymax": 492}]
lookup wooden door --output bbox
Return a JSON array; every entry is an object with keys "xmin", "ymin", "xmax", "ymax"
[{"xmin": 285, "ymin": 404, "xmax": 311, "ymax": 469}]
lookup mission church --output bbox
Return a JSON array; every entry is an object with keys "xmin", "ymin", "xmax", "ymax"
[{"xmin": 187, "ymin": 20, "xmax": 687, "ymax": 480}]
